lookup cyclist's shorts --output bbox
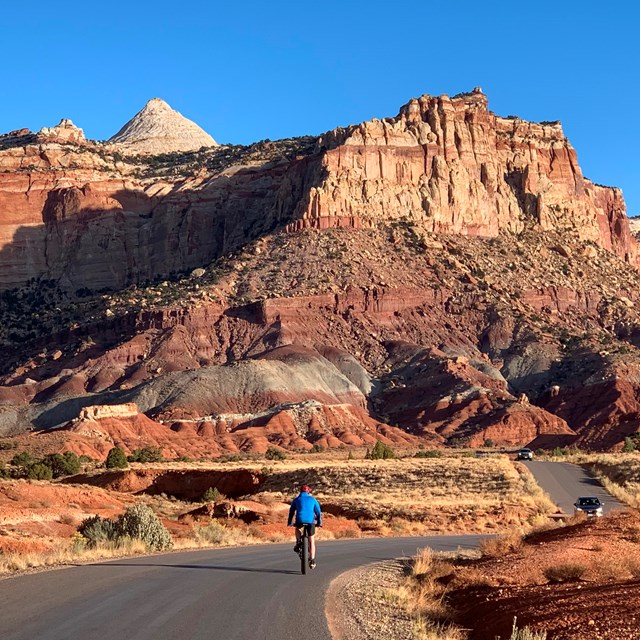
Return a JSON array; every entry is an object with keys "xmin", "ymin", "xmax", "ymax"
[{"xmin": 296, "ymin": 523, "xmax": 316, "ymax": 536}]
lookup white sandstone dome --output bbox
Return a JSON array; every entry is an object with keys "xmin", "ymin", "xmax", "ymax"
[{"xmin": 109, "ymin": 98, "xmax": 217, "ymax": 154}]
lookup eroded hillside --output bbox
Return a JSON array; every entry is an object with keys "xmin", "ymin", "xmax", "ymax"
[{"xmin": 0, "ymin": 89, "xmax": 639, "ymax": 456}]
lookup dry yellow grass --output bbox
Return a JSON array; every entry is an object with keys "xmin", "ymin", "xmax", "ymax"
[
  {"xmin": 392, "ymin": 548, "xmax": 466, "ymax": 639},
  {"xmin": 479, "ymin": 530, "xmax": 524, "ymax": 558},
  {"xmin": 1, "ymin": 454, "xmax": 559, "ymax": 576},
  {"xmin": 0, "ymin": 537, "xmax": 147, "ymax": 574}
]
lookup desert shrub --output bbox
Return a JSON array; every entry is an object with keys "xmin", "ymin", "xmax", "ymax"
[
  {"xmin": 347, "ymin": 451, "xmax": 355, "ymax": 461},
  {"xmin": 484, "ymin": 439, "xmax": 495, "ymax": 448},
  {"xmin": 202, "ymin": 487, "xmax": 225, "ymax": 503},
  {"xmin": 41, "ymin": 452, "xmax": 81, "ymax": 478},
  {"xmin": 128, "ymin": 446, "xmax": 163, "ymax": 463},
  {"xmin": 510, "ymin": 618, "xmax": 547, "ymax": 640},
  {"xmin": 79, "ymin": 454, "xmax": 94, "ymax": 463},
  {"xmin": 27, "ymin": 463, "xmax": 53, "ymax": 480},
  {"xmin": 0, "ymin": 440, "xmax": 17, "ymax": 450},
  {"xmin": 10, "ymin": 451, "xmax": 34, "ymax": 467},
  {"xmin": 116, "ymin": 503, "xmax": 173, "ymax": 550},
  {"xmin": 105, "ymin": 446, "xmax": 128, "ymax": 469},
  {"xmin": 195, "ymin": 520, "xmax": 228, "ymax": 545},
  {"xmin": 551, "ymin": 447, "xmax": 568, "ymax": 457},
  {"xmin": 415, "ymin": 450, "xmax": 442, "ymax": 458},
  {"xmin": 310, "ymin": 443, "xmax": 324, "ymax": 453},
  {"xmin": 59, "ymin": 513, "xmax": 76, "ymax": 526},
  {"xmin": 265, "ymin": 446, "xmax": 286, "ymax": 461},
  {"xmin": 623, "ymin": 437, "xmax": 637, "ymax": 453},
  {"xmin": 480, "ymin": 531, "xmax": 524, "ymax": 557},
  {"xmin": 78, "ymin": 515, "xmax": 119, "ymax": 547},
  {"xmin": 543, "ymin": 563, "xmax": 586, "ymax": 583},
  {"xmin": 367, "ymin": 440, "xmax": 395, "ymax": 459}
]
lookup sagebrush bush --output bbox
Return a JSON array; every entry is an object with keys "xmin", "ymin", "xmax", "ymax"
[
  {"xmin": 543, "ymin": 563, "xmax": 586, "ymax": 583},
  {"xmin": 510, "ymin": 617, "xmax": 547, "ymax": 640},
  {"xmin": 117, "ymin": 503, "xmax": 173, "ymax": 550},
  {"xmin": 78, "ymin": 515, "xmax": 119, "ymax": 547},
  {"xmin": 195, "ymin": 520, "xmax": 228, "ymax": 544}
]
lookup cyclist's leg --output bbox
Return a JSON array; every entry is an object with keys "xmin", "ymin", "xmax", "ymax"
[
  {"xmin": 306, "ymin": 524, "xmax": 317, "ymax": 560},
  {"xmin": 294, "ymin": 525, "xmax": 302, "ymax": 551}
]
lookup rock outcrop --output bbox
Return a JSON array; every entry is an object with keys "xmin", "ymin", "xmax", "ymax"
[
  {"xmin": 0, "ymin": 90, "xmax": 639, "ymax": 454},
  {"xmin": 37, "ymin": 119, "xmax": 86, "ymax": 144},
  {"xmin": 292, "ymin": 88, "xmax": 634, "ymax": 264},
  {"xmin": 0, "ymin": 89, "xmax": 634, "ymax": 293},
  {"xmin": 108, "ymin": 98, "xmax": 217, "ymax": 154}
]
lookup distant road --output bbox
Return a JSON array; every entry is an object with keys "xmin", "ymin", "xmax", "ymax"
[
  {"xmin": 0, "ymin": 535, "xmax": 484, "ymax": 640},
  {"xmin": 523, "ymin": 460, "xmax": 624, "ymax": 515}
]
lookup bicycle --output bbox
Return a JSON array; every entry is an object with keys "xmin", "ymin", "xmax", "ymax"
[{"xmin": 296, "ymin": 524, "xmax": 313, "ymax": 575}]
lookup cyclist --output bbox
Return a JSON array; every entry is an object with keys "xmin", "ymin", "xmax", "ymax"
[{"xmin": 288, "ymin": 484, "xmax": 322, "ymax": 569}]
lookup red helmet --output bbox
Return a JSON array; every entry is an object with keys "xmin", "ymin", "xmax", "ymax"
[{"xmin": 300, "ymin": 485, "xmax": 311, "ymax": 493}]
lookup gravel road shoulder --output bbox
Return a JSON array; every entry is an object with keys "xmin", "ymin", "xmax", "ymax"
[{"xmin": 325, "ymin": 559, "xmax": 416, "ymax": 640}]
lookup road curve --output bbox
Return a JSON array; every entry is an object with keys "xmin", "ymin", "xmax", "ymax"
[
  {"xmin": 522, "ymin": 460, "xmax": 624, "ymax": 515},
  {"xmin": 1, "ymin": 535, "xmax": 484, "ymax": 640}
]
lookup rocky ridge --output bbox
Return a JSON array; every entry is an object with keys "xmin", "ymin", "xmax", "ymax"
[{"xmin": 0, "ymin": 89, "xmax": 639, "ymax": 456}]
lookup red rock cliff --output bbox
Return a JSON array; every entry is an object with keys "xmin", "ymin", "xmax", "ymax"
[
  {"xmin": 0, "ymin": 89, "xmax": 634, "ymax": 293},
  {"xmin": 291, "ymin": 88, "xmax": 634, "ymax": 263}
]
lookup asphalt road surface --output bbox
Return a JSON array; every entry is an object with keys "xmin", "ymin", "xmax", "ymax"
[
  {"xmin": 523, "ymin": 460, "xmax": 624, "ymax": 515},
  {"xmin": 1, "ymin": 461, "xmax": 622, "ymax": 640},
  {"xmin": 0, "ymin": 534, "xmax": 484, "ymax": 640}
]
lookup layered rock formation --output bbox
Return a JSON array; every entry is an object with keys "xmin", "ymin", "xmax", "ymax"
[
  {"xmin": 109, "ymin": 98, "xmax": 217, "ymax": 154},
  {"xmin": 0, "ymin": 89, "xmax": 634, "ymax": 293},
  {"xmin": 0, "ymin": 89, "xmax": 638, "ymax": 455},
  {"xmin": 38, "ymin": 119, "xmax": 86, "ymax": 144},
  {"xmin": 293, "ymin": 88, "xmax": 634, "ymax": 264}
]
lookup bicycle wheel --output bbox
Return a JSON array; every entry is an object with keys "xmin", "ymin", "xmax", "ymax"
[{"xmin": 301, "ymin": 531, "xmax": 308, "ymax": 575}]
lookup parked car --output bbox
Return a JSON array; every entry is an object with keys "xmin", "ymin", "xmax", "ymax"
[
  {"xmin": 573, "ymin": 496, "xmax": 604, "ymax": 517},
  {"xmin": 516, "ymin": 448, "xmax": 534, "ymax": 460}
]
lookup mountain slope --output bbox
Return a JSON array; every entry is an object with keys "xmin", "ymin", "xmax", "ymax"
[{"xmin": 0, "ymin": 89, "xmax": 639, "ymax": 456}]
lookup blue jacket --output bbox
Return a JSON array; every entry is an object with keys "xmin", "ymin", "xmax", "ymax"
[{"xmin": 288, "ymin": 491, "xmax": 322, "ymax": 527}]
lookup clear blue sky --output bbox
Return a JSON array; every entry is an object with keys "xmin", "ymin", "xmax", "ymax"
[{"xmin": 1, "ymin": 1, "xmax": 638, "ymax": 215}]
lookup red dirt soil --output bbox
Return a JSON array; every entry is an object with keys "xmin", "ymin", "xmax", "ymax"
[{"xmin": 449, "ymin": 511, "xmax": 640, "ymax": 639}]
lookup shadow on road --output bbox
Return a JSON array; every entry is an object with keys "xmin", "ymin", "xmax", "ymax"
[
  {"xmin": 578, "ymin": 477, "xmax": 601, "ymax": 487},
  {"xmin": 97, "ymin": 563, "xmax": 300, "ymax": 575}
]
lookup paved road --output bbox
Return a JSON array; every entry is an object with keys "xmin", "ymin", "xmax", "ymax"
[
  {"xmin": 1, "ymin": 461, "xmax": 624, "ymax": 639},
  {"xmin": 0, "ymin": 535, "xmax": 484, "ymax": 640},
  {"xmin": 522, "ymin": 460, "xmax": 624, "ymax": 515}
]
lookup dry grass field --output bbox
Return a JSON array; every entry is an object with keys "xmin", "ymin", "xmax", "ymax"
[{"xmin": 0, "ymin": 454, "xmax": 555, "ymax": 576}]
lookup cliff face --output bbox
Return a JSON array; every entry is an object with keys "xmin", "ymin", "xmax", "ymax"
[
  {"xmin": 295, "ymin": 88, "xmax": 633, "ymax": 262},
  {"xmin": 0, "ymin": 91, "xmax": 639, "ymax": 456},
  {"xmin": 0, "ymin": 88, "xmax": 634, "ymax": 293}
]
